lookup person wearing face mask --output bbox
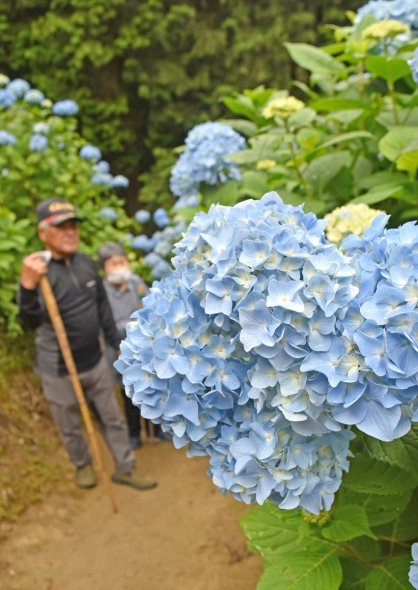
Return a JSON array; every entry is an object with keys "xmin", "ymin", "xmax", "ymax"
[
  {"xmin": 98, "ymin": 242, "xmax": 150, "ymax": 448},
  {"xmin": 18, "ymin": 199, "xmax": 157, "ymax": 491}
]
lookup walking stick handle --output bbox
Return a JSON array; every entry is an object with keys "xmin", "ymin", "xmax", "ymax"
[{"xmin": 39, "ymin": 276, "xmax": 118, "ymax": 513}]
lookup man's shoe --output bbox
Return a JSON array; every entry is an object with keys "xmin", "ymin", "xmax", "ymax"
[
  {"xmin": 75, "ymin": 464, "xmax": 97, "ymax": 489},
  {"xmin": 111, "ymin": 471, "xmax": 157, "ymax": 490}
]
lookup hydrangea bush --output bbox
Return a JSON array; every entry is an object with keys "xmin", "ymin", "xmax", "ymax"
[
  {"xmin": 0, "ymin": 75, "xmax": 137, "ymax": 333},
  {"xmin": 206, "ymin": 7, "xmax": 418, "ymax": 226},
  {"xmin": 116, "ymin": 192, "xmax": 418, "ymax": 588}
]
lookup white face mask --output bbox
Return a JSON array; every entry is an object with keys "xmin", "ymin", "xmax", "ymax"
[{"xmin": 107, "ymin": 267, "xmax": 132, "ymax": 285}]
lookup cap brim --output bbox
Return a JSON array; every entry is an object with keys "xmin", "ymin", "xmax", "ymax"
[{"xmin": 48, "ymin": 213, "xmax": 84, "ymax": 226}]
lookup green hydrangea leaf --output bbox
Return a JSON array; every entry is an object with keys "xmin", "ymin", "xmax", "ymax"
[
  {"xmin": 365, "ymin": 56, "xmax": 411, "ymax": 83},
  {"xmin": 285, "ymin": 43, "xmax": 346, "ymax": 76},
  {"xmin": 303, "ymin": 151, "xmax": 351, "ymax": 194},
  {"xmin": 321, "ymin": 505, "xmax": 376, "ymax": 542},
  {"xmin": 338, "ymin": 488, "xmax": 412, "ymax": 527},
  {"xmin": 363, "ymin": 424, "xmax": 418, "ymax": 477},
  {"xmin": 257, "ymin": 548, "xmax": 342, "ymax": 590},
  {"xmin": 342, "ymin": 456, "xmax": 415, "ymax": 496},
  {"xmin": 340, "ymin": 557, "xmax": 373, "ymax": 590},
  {"xmin": 240, "ymin": 502, "xmax": 302, "ymax": 561},
  {"xmin": 364, "ymin": 555, "xmax": 411, "ymax": 590},
  {"xmin": 373, "ymin": 489, "xmax": 418, "ymax": 541}
]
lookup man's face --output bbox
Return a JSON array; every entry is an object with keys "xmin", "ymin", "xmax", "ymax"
[
  {"xmin": 103, "ymin": 255, "xmax": 129, "ymax": 276},
  {"xmin": 38, "ymin": 219, "xmax": 80, "ymax": 258}
]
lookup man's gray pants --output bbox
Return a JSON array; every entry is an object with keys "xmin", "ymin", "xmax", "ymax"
[{"xmin": 39, "ymin": 354, "xmax": 135, "ymax": 474}]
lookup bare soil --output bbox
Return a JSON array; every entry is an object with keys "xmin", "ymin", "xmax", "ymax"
[{"xmin": 0, "ymin": 437, "xmax": 262, "ymax": 590}]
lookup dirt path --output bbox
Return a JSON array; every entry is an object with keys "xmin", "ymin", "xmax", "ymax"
[{"xmin": 0, "ymin": 441, "xmax": 262, "ymax": 590}]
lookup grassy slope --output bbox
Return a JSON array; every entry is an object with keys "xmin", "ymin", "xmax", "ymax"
[{"xmin": 0, "ymin": 335, "xmax": 70, "ymax": 520}]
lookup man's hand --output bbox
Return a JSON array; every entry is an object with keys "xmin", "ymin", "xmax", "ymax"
[{"xmin": 20, "ymin": 252, "xmax": 49, "ymax": 290}]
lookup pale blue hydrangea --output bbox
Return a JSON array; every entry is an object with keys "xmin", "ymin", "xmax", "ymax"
[
  {"xmin": 52, "ymin": 99, "xmax": 79, "ymax": 117},
  {"xmin": 29, "ymin": 134, "xmax": 48, "ymax": 152},
  {"xmin": 153, "ymin": 207, "xmax": 170, "ymax": 228},
  {"xmin": 135, "ymin": 209, "xmax": 151, "ymax": 223},
  {"xmin": 99, "ymin": 207, "xmax": 118, "ymax": 221},
  {"xmin": 7, "ymin": 78, "xmax": 30, "ymax": 98},
  {"xmin": 80, "ymin": 144, "xmax": 101, "ymax": 161},
  {"xmin": 337, "ymin": 216, "xmax": 418, "ymax": 441},
  {"xmin": 174, "ymin": 195, "xmax": 201, "ymax": 209},
  {"xmin": 409, "ymin": 47, "xmax": 418, "ymax": 83},
  {"xmin": 131, "ymin": 235, "xmax": 155, "ymax": 251},
  {"xmin": 112, "ymin": 174, "xmax": 129, "ymax": 188},
  {"xmin": 142, "ymin": 252, "xmax": 173, "ymax": 279},
  {"xmin": 24, "ymin": 89, "xmax": 45, "ymax": 104},
  {"xmin": 91, "ymin": 171, "xmax": 113, "ymax": 186},
  {"xmin": 170, "ymin": 122, "xmax": 245, "ymax": 200},
  {"xmin": 0, "ymin": 90, "xmax": 16, "ymax": 108},
  {"xmin": 115, "ymin": 192, "xmax": 357, "ymax": 513},
  {"xmin": 410, "ymin": 543, "xmax": 418, "ymax": 589},
  {"xmin": 93, "ymin": 160, "xmax": 110, "ymax": 173},
  {"xmin": 0, "ymin": 130, "xmax": 17, "ymax": 145},
  {"xmin": 142, "ymin": 221, "xmax": 185, "ymax": 279}
]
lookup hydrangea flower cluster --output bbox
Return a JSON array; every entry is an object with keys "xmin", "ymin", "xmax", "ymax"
[
  {"xmin": 324, "ymin": 203, "xmax": 384, "ymax": 244},
  {"xmin": 355, "ymin": 0, "xmax": 418, "ymax": 34},
  {"xmin": 139, "ymin": 219, "xmax": 185, "ymax": 279},
  {"xmin": 169, "ymin": 122, "xmax": 245, "ymax": 207},
  {"xmin": 116, "ymin": 192, "xmax": 365, "ymax": 513},
  {"xmin": 337, "ymin": 216, "xmax": 418, "ymax": 441},
  {"xmin": 262, "ymin": 96, "xmax": 305, "ymax": 119}
]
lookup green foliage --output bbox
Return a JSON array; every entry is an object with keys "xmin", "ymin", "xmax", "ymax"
[
  {"xmin": 174, "ymin": 17, "xmax": 418, "ymax": 225},
  {"xmin": 242, "ymin": 427, "xmax": 418, "ymax": 589},
  {"xmin": 0, "ymin": 0, "xmax": 364, "ymax": 211}
]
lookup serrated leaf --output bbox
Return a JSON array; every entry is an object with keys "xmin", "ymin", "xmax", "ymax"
[
  {"xmin": 338, "ymin": 488, "xmax": 412, "ymax": 527},
  {"xmin": 365, "ymin": 555, "xmax": 411, "ymax": 590},
  {"xmin": 240, "ymin": 502, "xmax": 302, "ymax": 560},
  {"xmin": 303, "ymin": 151, "xmax": 351, "ymax": 193},
  {"xmin": 343, "ymin": 456, "xmax": 415, "ymax": 496},
  {"xmin": 364, "ymin": 424, "xmax": 418, "ymax": 476},
  {"xmin": 379, "ymin": 127, "xmax": 418, "ymax": 162},
  {"xmin": 365, "ymin": 56, "xmax": 411, "ymax": 83},
  {"xmin": 257, "ymin": 549, "xmax": 342, "ymax": 590},
  {"xmin": 285, "ymin": 42, "xmax": 346, "ymax": 76},
  {"xmin": 321, "ymin": 505, "xmax": 376, "ymax": 542},
  {"xmin": 373, "ymin": 489, "xmax": 418, "ymax": 541},
  {"xmin": 340, "ymin": 557, "xmax": 373, "ymax": 590}
]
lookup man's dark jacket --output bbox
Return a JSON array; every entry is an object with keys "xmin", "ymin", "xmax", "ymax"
[{"xmin": 18, "ymin": 252, "xmax": 120, "ymax": 376}]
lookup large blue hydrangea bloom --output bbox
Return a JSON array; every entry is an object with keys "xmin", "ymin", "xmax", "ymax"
[
  {"xmin": 115, "ymin": 193, "xmax": 418, "ymax": 511},
  {"xmin": 337, "ymin": 216, "xmax": 418, "ymax": 441},
  {"xmin": 169, "ymin": 122, "xmax": 245, "ymax": 202},
  {"xmin": 116, "ymin": 193, "xmax": 359, "ymax": 513}
]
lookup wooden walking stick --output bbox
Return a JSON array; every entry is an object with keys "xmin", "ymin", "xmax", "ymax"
[{"xmin": 39, "ymin": 275, "xmax": 118, "ymax": 514}]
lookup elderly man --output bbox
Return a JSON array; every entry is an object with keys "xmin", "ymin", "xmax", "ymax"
[{"xmin": 18, "ymin": 198, "xmax": 156, "ymax": 491}]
